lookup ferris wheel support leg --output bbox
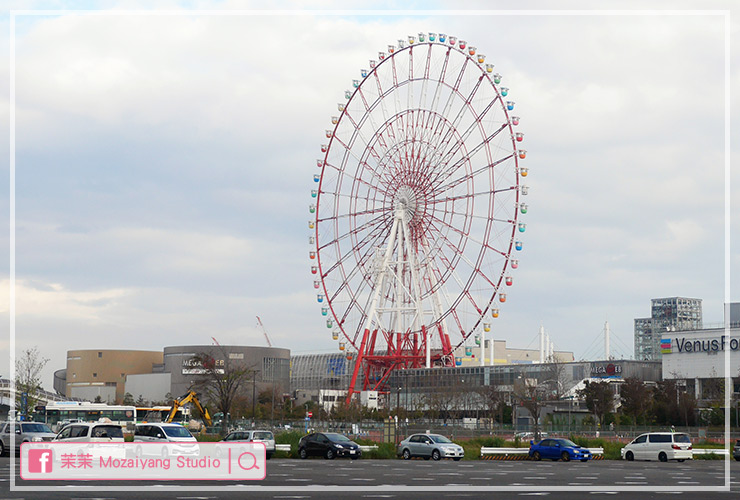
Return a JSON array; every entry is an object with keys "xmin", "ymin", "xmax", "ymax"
[
  {"xmin": 423, "ymin": 324, "xmax": 430, "ymax": 368},
  {"xmin": 346, "ymin": 328, "xmax": 371, "ymax": 406}
]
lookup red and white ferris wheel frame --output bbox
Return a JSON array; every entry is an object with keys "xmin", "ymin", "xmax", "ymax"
[{"xmin": 309, "ymin": 33, "xmax": 528, "ymax": 400}]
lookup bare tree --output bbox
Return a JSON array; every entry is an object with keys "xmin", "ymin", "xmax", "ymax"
[
  {"xmin": 544, "ymin": 359, "xmax": 568, "ymax": 400},
  {"xmin": 424, "ymin": 386, "xmax": 456, "ymax": 424},
  {"xmin": 513, "ymin": 376, "xmax": 547, "ymax": 440},
  {"xmin": 15, "ymin": 346, "xmax": 49, "ymax": 420},
  {"xmin": 189, "ymin": 346, "xmax": 254, "ymax": 431},
  {"xmin": 478, "ymin": 384, "xmax": 506, "ymax": 429}
]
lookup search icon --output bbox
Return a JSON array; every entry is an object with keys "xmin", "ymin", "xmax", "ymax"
[{"xmin": 237, "ymin": 451, "xmax": 260, "ymax": 471}]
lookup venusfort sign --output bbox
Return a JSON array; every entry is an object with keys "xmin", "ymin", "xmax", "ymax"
[{"xmin": 662, "ymin": 335, "xmax": 740, "ymax": 354}]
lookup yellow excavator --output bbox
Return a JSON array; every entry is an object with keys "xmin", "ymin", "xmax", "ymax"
[{"xmin": 166, "ymin": 390, "xmax": 213, "ymax": 427}]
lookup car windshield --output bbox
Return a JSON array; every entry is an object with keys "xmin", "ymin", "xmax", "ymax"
[
  {"xmin": 557, "ymin": 439, "xmax": 578, "ymax": 448},
  {"xmin": 163, "ymin": 426, "xmax": 193, "ymax": 438},
  {"xmin": 21, "ymin": 423, "xmax": 52, "ymax": 433},
  {"xmin": 674, "ymin": 434, "xmax": 691, "ymax": 443},
  {"xmin": 253, "ymin": 431, "xmax": 273, "ymax": 440},
  {"xmin": 92, "ymin": 425, "xmax": 123, "ymax": 438},
  {"xmin": 325, "ymin": 433, "xmax": 351, "ymax": 442},
  {"xmin": 430, "ymin": 435, "xmax": 452, "ymax": 444}
]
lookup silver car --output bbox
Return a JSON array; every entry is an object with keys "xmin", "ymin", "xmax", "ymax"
[
  {"xmin": 397, "ymin": 433, "xmax": 464, "ymax": 461},
  {"xmin": 222, "ymin": 430, "xmax": 276, "ymax": 459},
  {"xmin": 0, "ymin": 421, "xmax": 56, "ymax": 455}
]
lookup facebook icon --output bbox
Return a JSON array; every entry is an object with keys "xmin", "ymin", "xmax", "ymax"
[{"xmin": 28, "ymin": 449, "xmax": 53, "ymax": 474}]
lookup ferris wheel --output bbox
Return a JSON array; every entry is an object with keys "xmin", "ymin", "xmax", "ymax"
[{"xmin": 309, "ymin": 32, "xmax": 528, "ymax": 400}]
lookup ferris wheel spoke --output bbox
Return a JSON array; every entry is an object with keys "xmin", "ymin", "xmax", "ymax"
[
  {"xmin": 317, "ymin": 205, "xmax": 390, "ymax": 223},
  {"xmin": 318, "ymin": 211, "xmax": 388, "ymax": 253},
  {"xmin": 429, "ymin": 187, "xmax": 516, "ymax": 207},
  {"xmin": 432, "ymin": 150, "xmax": 514, "ymax": 195},
  {"xmin": 423, "ymin": 56, "xmax": 471, "ymax": 158},
  {"xmin": 428, "ymin": 91, "xmax": 501, "ymax": 175},
  {"xmin": 426, "ymin": 213, "xmax": 501, "ymax": 280},
  {"xmin": 429, "ymin": 226, "xmax": 491, "ymax": 288},
  {"xmin": 324, "ymin": 159, "xmax": 393, "ymax": 200},
  {"xmin": 429, "ymin": 124, "xmax": 510, "ymax": 190}
]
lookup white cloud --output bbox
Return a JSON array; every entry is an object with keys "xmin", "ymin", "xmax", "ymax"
[{"xmin": 3, "ymin": 7, "xmax": 737, "ymax": 389}]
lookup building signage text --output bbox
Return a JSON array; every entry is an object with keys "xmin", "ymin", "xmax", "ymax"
[{"xmin": 667, "ymin": 335, "xmax": 740, "ymax": 354}]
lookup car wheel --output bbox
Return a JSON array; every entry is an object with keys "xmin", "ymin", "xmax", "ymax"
[
  {"xmin": 432, "ymin": 449, "xmax": 441, "ymax": 461},
  {"xmin": 325, "ymin": 448, "xmax": 335, "ymax": 460},
  {"xmin": 561, "ymin": 451, "xmax": 570, "ymax": 462},
  {"xmin": 0, "ymin": 441, "xmax": 4, "ymax": 457},
  {"xmin": 625, "ymin": 451, "xmax": 634, "ymax": 462},
  {"xmin": 659, "ymin": 452, "xmax": 668, "ymax": 463},
  {"xmin": 735, "ymin": 457, "xmax": 740, "ymax": 462},
  {"xmin": 677, "ymin": 459, "xmax": 685, "ymax": 462},
  {"xmin": 402, "ymin": 449, "xmax": 411, "ymax": 460},
  {"xmin": 533, "ymin": 451, "xmax": 541, "ymax": 461},
  {"xmin": 299, "ymin": 447, "xmax": 308, "ymax": 459},
  {"xmin": 266, "ymin": 453, "xmax": 273, "ymax": 460}
]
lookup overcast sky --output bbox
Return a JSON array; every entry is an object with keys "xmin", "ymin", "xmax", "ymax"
[{"xmin": 1, "ymin": 1, "xmax": 738, "ymax": 389}]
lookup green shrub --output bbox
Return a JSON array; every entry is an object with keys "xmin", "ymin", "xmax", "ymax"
[{"xmin": 274, "ymin": 430, "xmax": 307, "ymax": 459}]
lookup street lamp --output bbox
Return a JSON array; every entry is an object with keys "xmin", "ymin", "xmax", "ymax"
[{"xmin": 251, "ymin": 369, "xmax": 261, "ymax": 426}]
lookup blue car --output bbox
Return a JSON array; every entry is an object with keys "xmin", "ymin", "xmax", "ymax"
[{"xmin": 528, "ymin": 438, "xmax": 592, "ymax": 462}]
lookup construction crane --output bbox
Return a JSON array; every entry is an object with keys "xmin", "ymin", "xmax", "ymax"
[
  {"xmin": 166, "ymin": 390, "xmax": 213, "ymax": 427},
  {"xmin": 256, "ymin": 316, "xmax": 273, "ymax": 348}
]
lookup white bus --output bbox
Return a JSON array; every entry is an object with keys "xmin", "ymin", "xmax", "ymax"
[{"xmin": 42, "ymin": 401, "xmax": 136, "ymax": 432}]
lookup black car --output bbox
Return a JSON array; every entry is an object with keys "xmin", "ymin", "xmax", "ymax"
[
  {"xmin": 298, "ymin": 432, "xmax": 361, "ymax": 460},
  {"xmin": 734, "ymin": 440, "xmax": 740, "ymax": 462}
]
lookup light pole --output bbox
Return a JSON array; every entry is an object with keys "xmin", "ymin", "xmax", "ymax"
[{"xmin": 251, "ymin": 369, "xmax": 260, "ymax": 426}]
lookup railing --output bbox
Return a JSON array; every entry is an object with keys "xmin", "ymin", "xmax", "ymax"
[{"xmin": 480, "ymin": 447, "xmax": 604, "ymax": 457}]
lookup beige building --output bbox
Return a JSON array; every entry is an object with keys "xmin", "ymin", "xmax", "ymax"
[
  {"xmin": 453, "ymin": 339, "xmax": 574, "ymax": 366},
  {"xmin": 62, "ymin": 350, "xmax": 163, "ymax": 403}
]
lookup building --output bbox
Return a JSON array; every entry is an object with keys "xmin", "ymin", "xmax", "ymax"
[
  {"xmin": 634, "ymin": 297, "xmax": 703, "ymax": 361},
  {"xmin": 54, "ymin": 345, "xmax": 291, "ymax": 406},
  {"xmin": 660, "ymin": 303, "xmax": 740, "ymax": 401},
  {"xmin": 163, "ymin": 345, "xmax": 290, "ymax": 400},
  {"xmin": 290, "ymin": 340, "xmax": 574, "ymax": 396},
  {"xmin": 54, "ymin": 350, "xmax": 164, "ymax": 403}
]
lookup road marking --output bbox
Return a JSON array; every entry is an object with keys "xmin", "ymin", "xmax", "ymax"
[
  {"xmin": 362, "ymin": 496, "xmax": 396, "ymax": 498},
  {"xmin": 589, "ymin": 493, "xmax": 618, "ymax": 495},
  {"xmin": 285, "ymin": 478, "xmax": 311, "ymax": 482},
  {"xmin": 518, "ymin": 494, "xmax": 550, "ymax": 496},
  {"xmin": 411, "ymin": 477, "xmax": 435, "ymax": 481},
  {"xmin": 677, "ymin": 481, "xmax": 700, "ymax": 484},
  {"xmin": 274, "ymin": 497, "xmax": 311, "ymax": 499},
  {"xmin": 351, "ymin": 478, "xmax": 376, "ymax": 481},
  {"xmin": 523, "ymin": 477, "xmax": 547, "ymax": 480}
]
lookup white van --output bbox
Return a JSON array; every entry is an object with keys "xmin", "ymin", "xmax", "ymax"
[
  {"xmin": 53, "ymin": 422, "xmax": 124, "ymax": 443},
  {"xmin": 133, "ymin": 423, "xmax": 197, "ymax": 443},
  {"xmin": 621, "ymin": 432, "xmax": 692, "ymax": 462}
]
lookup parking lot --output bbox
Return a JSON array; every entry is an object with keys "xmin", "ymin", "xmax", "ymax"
[{"xmin": 2, "ymin": 456, "xmax": 740, "ymax": 500}]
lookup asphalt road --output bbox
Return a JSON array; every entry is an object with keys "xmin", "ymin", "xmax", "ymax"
[{"xmin": 1, "ymin": 457, "xmax": 739, "ymax": 499}]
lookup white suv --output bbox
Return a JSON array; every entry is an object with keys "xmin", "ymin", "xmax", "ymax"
[{"xmin": 621, "ymin": 432, "xmax": 692, "ymax": 462}]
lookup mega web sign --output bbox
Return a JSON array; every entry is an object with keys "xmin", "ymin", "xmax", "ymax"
[{"xmin": 661, "ymin": 335, "xmax": 740, "ymax": 354}]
